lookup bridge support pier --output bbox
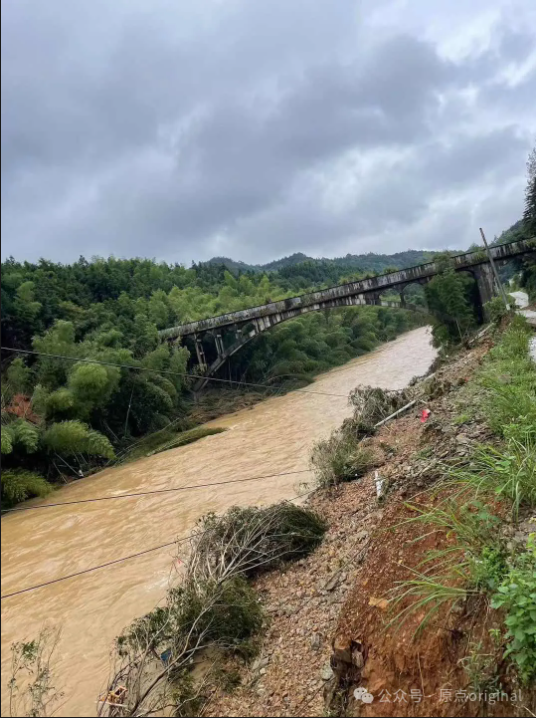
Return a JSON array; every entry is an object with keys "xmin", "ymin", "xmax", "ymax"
[
  {"xmin": 365, "ymin": 291, "xmax": 381, "ymax": 306},
  {"xmin": 160, "ymin": 240, "xmax": 532, "ymax": 384},
  {"xmin": 472, "ymin": 264, "xmax": 496, "ymax": 322},
  {"xmin": 194, "ymin": 335, "xmax": 207, "ymax": 369},
  {"xmin": 214, "ymin": 332, "xmax": 225, "ymax": 357}
]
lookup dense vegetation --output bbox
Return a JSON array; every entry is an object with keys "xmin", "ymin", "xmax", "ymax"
[
  {"xmin": 395, "ymin": 317, "xmax": 536, "ymax": 686},
  {"xmin": 424, "ymin": 254, "xmax": 479, "ymax": 346},
  {"xmin": 519, "ymin": 148, "xmax": 536, "ymax": 297},
  {"xmin": 1, "ymin": 254, "xmax": 423, "ymax": 505},
  {"xmin": 423, "ymin": 147, "xmax": 536, "ymax": 346}
]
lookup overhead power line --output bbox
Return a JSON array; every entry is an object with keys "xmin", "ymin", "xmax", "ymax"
[
  {"xmin": 0, "ymin": 346, "xmax": 350, "ymax": 397},
  {"xmin": 1, "ymin": 469, "xmax": 312, "ymax": 514},
  {"xmin": 0, "ymin": 487, "xmax": 317, "ymax": 600},
  {"xmin": 0, "ymin": 468, "xmax": 440, "ymax": 609},
  {"xmin": 0, "ymin": 539, "xmax": 182, "ymax": 600}
]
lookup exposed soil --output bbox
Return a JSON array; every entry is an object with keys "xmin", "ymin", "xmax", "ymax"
[{"xmin": 205, "ymin": 338, "xmax": 534, "ymax": 717}]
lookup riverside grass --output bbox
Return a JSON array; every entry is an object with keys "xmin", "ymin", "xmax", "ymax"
[{"xmin": 389, "ymin": 317, "xmax": 535, "ymax": 686}]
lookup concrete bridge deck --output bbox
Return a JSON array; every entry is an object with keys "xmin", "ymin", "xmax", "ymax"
[{"xmin": 160, "ymin": 238, "xmax": 534, "ymax": 341}]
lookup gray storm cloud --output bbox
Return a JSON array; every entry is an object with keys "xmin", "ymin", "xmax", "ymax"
[{"xmin": 2, "ymin": 0, "xmax": 535, "ymax": 264}]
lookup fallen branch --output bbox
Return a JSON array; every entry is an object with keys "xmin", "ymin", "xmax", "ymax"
[{"xmin": 374, "ymin": 399, "xmax": 417, "ymax": 427}]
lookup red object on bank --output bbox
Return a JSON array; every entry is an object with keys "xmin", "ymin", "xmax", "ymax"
[{"xmin": 421, "ymin": 409, "xmax": 431, "ymax": 423}]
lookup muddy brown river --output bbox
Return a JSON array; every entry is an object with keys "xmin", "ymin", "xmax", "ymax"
[{"xmin": 1, "ymin": 327, "xmax": 435, "ymax": 716}]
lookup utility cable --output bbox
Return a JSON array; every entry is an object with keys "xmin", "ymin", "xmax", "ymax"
[
  {"xmin": 0, "ymin": 540, "xmax": 181, "ymax": 600},
  {"xmin": 0, "ymin": 346, "xmax": 350, "ymax": 397},
  {"xmin": 0, "ymin": 487, "xmax": 317, "ymax": 600},
  {"xmin": 0, "ymin": 441, "xmax": 445, "ymax": 598},
  {"xmin": 1, "ymin": 469, "xmax": 312, "ymax": 514}
]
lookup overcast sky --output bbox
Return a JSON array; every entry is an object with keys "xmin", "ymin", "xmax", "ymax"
[{"xmin": 2, "ymin": 0, "xmax": 535, "ymax": 265}]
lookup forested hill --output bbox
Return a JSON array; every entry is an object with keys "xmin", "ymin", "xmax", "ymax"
[
  {"xmin": 207, "ymin": 249, "xmax": 438, "ymax": 277},
  {"xmin": 3, "ymin": 214, "xmax": 533, "ymax": 506},
  {"xmin": 1, "ymin": 251, "xmax": 427, "ymax": 506}
]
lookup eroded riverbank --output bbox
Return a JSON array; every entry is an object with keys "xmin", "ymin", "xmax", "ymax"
[{"xmin": 1, "ymin": 327, "xmax": 436, "ymax": 716}]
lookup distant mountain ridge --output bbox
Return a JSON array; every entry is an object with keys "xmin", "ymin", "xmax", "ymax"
[{"xmin": 206, "ymin": 249, "xmax": 438, "ymax": 275}]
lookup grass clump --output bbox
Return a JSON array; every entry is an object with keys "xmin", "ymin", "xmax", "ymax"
[
  {"xmin": 348, "ymin": 385, "xmax": 413, "ymax": 428},
  {"xmin": 119, "ymin": 425, "xmax": 226, "ymax": 463},
  {"xmin": 146, "ymin": 426, "xmax": 226, "ymax": 456},
  {"xmin": 445, "ymin": 437, "xmax": 536, "ymax": 521},
  {"xmin": 390, "ymin": 429, "xmax": 534, "ymax": 633},
  {"xmin": 311, "ymin": 385, "xmax": 410, "ymax": 488},
  {"xmin": 311, "ymin": 431, "xmax": 376, "ymax": 487},
  {"xmin": 390, "ymin": 500, "xmax": 508, "ymax": 633}
]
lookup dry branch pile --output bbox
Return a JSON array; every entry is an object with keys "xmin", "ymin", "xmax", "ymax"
[{"xmin": 100, "ymin": 503, "xmax": 326, "ymax": 716}]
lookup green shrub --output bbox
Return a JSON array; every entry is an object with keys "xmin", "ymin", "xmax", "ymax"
[
  {"xmin": 171, "ymin": 669, "xmax": 210, "ymax": 717},
  {"xmin": 491, "ymin": 536, "xmax": 536, "ymax": 684},
  {"xmin": 119, "ymin": 574, "xmax": 263, "ymax": 660},
  {"xmin": 1, "ymin": 419, "xmax": 40, "ymax": 455},
  {"xmin": 311, "ymin": 430, "xmax": 376, "ymax": 487},
  {"xmin": 425, "ymin": 261, "xmax": 478, "ymax": 346},
  {"xmin": 485, "ymin": 296, "xmax": 513, "ymax": 324},
  {"xmin": 177, "ymin": 575, "xmax": 263, "ymax": 648},
  {"xmin": 46, "ymin": 387, "xmax": 75, "ymax": 413},
  {"xmin": 471, "ymin": 545, "xmax": 508, "ymax": 592},
  {"xmin": 42, "ymin": 420, "xmax": 115, "ymax": 458},
  {"xmin": 1, "ymin": 426, "xmax": 14, "ymax": 454},
  {"xmin": 112, "ymin": 502, "xmax": 327, "ymax": 715},
  {"xmin": 1, "ymin": 470, "xmax": 52, "ymax": 506},
  {"xmin": 489, "ymin": 315, "xmax": 533, "ymax": 360},
  {"xmin": 11, "ymin": 419, "xmax": 40, "ymax": 453}
]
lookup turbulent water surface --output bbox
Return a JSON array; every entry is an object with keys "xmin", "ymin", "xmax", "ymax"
[{"xmin": 1, "ymin": 326, "xmax": 436, "ymax": 716}]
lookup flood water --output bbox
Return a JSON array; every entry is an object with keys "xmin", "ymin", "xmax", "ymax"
[{"xmin": 1, "ymin": 327, "xmax": 436, "ymax": 716}]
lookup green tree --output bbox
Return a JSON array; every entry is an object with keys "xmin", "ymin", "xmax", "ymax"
[
  {"xmin": 6, "ymin": 357, "xmax": 32, "ymax": 396},
  {"xmin": 523, "ymin": 174, "xmax": 536, "ymax": 237},
  {"xmin": 425, "ymin": 257, "xmax": 477, "ymax": 345},
  {"xmin": 520, "ymin": 146, "xmax": 536, "ymax": 298}
]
